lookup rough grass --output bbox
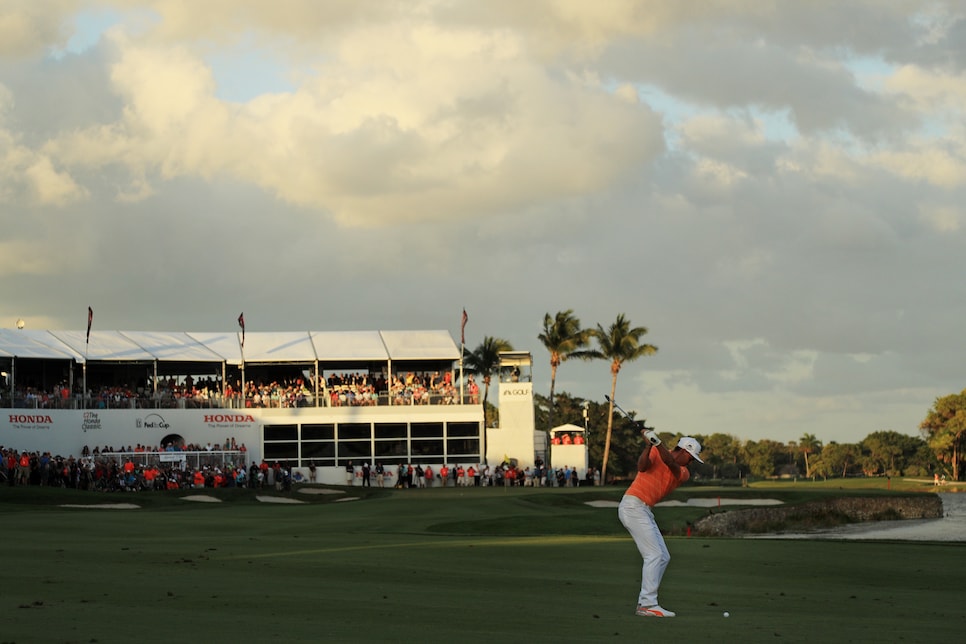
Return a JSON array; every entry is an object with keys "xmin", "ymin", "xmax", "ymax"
[{"xmin": 0, "ymin": 482, "xmax": 959, "ymax": 643}]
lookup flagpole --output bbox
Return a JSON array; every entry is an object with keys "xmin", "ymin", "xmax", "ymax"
[
  {"xmin": 237, "ymin": 313, "xmax": 246, "ymax": 409},
  {"xmin": 84, "ymin": 306, "xmax": 92, "ymax": 410},
  {"xmin": 459, "ymin": 308, "xmax": 466, "ymax": 404}
]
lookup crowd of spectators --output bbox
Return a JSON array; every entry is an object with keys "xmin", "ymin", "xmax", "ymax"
[
  {"xmin": 80, "ymin": 437, "xmax": 247, "ymax": 456},
  {"xmin": 2, "ymin": 369, "xmax": 479, "ymax": 410},
  {"xmin": 385, "ymin": 460, "xmax": 597, "ymax": 488},
  {"xmin": 0, "ymin": 441, "xmax": 293, "ymax": 493},
  {"xmin": 4, "ymin": 442, "xmax": 597, "ymax": 493}
]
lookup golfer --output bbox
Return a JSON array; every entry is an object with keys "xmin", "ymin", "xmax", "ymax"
[{"xmin": 618, "ymin": 431, "xmax": 703, "ymax": 618}]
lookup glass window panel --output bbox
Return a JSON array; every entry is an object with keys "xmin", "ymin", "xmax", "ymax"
[
  {"xmin": 411, "ymin": 422, "xmax": 443, "ymax": 438},
  {"xmin": 446, "ymin": 438, "xmax": 480, "ymax": 455},
  {"xmin": 338, "ymin": 423, "xmax": 371, "ymax": 440},
  {"xmin": 264, "ymin": 442, "xmax": 298, "ymax": 460},
  {"xmin": 410, "ymin": 439, "xmax": 443, "ymax": 456},
  {"xmin": 301, "ymin": 442, "xmax": 335, "ymax": 463},
  {"xmin": 374, "ymin": 423, "xmax": 407, "ymax": 439},
  {"xmin": 302, "ymin": 424, "xmax": 334, "ymax": 440},
  {"xmin": 264, "ymin": 424, "xmax": 297, "ymax": 440},
  {"xmin": 337, "ymin": 441, "xmax": 372, "ymax": 460},
  {"xmin": 374, "ymin": 439, "xmax": 408, "ymax": 458},
  {"xmin": 446, "ymin": 422, "xmax": 480, "ymax": 437}
]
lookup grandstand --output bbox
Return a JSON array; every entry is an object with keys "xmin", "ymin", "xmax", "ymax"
[{"xmin": 0, "ymin": 328, "xmax": 485, "ymax": 484}]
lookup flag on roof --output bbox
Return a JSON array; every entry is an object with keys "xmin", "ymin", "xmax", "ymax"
[{"xmin": 238, "ymin": 312, "xmax": 245, "ymax": 347}]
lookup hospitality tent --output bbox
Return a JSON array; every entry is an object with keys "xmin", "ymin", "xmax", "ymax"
[{"xmin": 0, "ymin": 329, "xmax": 460, "ymax": 401}]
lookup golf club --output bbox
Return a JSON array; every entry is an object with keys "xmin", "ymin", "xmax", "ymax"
[{"xmin": 604, "ymin": 395, "xmax": 653, "ymax": 431}]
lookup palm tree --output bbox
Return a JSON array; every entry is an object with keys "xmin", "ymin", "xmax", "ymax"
[
  {"xmin": 800, "ymin": 433, "xmax": 822, "ymax": 478},
  {"xmin": 464, "ymin": 335, "xmax": 514, "ymax": 411},
  {"xmin": 586, "ymin": 314, "xmax": 657, "ymax": 484},
  {"xmin": 537, "ymin": 310, "xmax": 593, "ymax": 432}
]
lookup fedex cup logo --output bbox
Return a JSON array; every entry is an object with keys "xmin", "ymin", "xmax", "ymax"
[{"xmin": 138, "ymin": 413, "xmax": 170, "ymax": 430}]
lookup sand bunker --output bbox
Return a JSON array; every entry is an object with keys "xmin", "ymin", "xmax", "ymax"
[
  {"xmin": 180, "ymin": 495, "xmax": 222, "ymax": 503},
  {"xmin": 255, "ymin": 495, "xmax": 305, "ymax": 504},
  {"xmin": 658, "ymin": 498, "xmax": 783, "ymax": 508},
  {"xmin": 60, "ymin": 503, "xmax": 140, "ymax": 509},
  {"xmin": 297, "ymin": 488, "xmax": 346, "ymax": 495},
  {"xmin": 585, "ymin": 498, "xmax": 783, "ymax": 509}
]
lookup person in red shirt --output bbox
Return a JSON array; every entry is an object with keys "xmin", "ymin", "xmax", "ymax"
[
  {"xmin": 423, "ymin": 465, "xmax": 433, "ymax": 488},
  {"xmin": 439, "ymin": 464, "xmax": 449, "ymax": 487},
  {"xmin": 505, "ymin": 466, "xmax": 516, "ymax": 486},
  {"xmin": 618, "ymin": 432, "xmax": 703, "ymax": 619},
  {"xmin": 143, "ymin": 466, "xmax": 157, "ymax": 490},
  {"xmin": 18, "ymin": 452, "xmax": 31, "ymax": 485}
]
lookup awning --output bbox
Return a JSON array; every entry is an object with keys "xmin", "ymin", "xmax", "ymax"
[{"xmin": 0, "ymin": 329, "xmax": 459, "ymax": 365}]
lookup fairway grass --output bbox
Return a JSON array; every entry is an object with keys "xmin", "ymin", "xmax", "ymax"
[{"xmin": 0, "ymin": 484, "xmax": 961, "ymax": 643}]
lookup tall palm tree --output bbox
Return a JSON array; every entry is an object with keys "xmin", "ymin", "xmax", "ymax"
[
  {"xmin": 800, "ymin": 433, "xmax": 822, "ymax": 478},
  {"xmin": 586, "ymin": 314, "xmax": 658, "ymax": 484},
  {"xmin": 464, "ymin": 335, "xmax": 514, "ymax": 411},
  {"xmin": 537, "ymin": 310, "xmax": 593, "ymax": 432}
]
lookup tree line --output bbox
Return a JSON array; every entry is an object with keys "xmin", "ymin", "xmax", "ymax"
[
  {"xmin": 462, "ymin": 309, "xmax": 966, "ymax": 482},
  {"xmin": 538, "ymin": 392, "xmax": 942, "ymax": 482}
]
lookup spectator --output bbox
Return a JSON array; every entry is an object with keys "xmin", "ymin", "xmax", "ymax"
[
  {"xmin": 439, "ymin": 464, "xmax": 449, "ymax": 487},
  {"xmin": 414, "ymin": 464, "xmax": 424, "ymax": 488}
]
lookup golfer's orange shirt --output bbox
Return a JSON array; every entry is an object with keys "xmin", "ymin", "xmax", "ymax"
[{"xmin": 625, "ymin": 446, "xmax": 689, "ymax": 507}]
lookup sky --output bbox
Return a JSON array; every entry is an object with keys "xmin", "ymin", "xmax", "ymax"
[{"xmin": 2, "ymin": 0, "xmax": 966, "ymax": 446}]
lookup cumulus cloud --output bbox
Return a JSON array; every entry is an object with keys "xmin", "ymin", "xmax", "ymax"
[
  {"xmin": 0, "ymin": 0, "xmax": 78, "ymax": 58},
  {"xmin": 35, "ymin": 20, "xmax": 664, "ymax": 225}
]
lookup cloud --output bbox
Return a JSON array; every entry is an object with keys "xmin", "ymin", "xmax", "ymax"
[
  {"xmin": 0, "ymin": 85, "xmax": 87, "ymax": 206},
  {"xmin": 0, "ymin": 0, "xmax": 77, "ymax": 58},
  {"xmin": 35, "ymin": 23, "xmax": 664, "ymax": 226}
]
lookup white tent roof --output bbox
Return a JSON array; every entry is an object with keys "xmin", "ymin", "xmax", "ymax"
[
  {"xmin": 0, "ymin": 329, "xmax": 81, "ymax": 360},
  {"xmin": 0, "ymin": 329, "xmax": 458, "ymax": 365},
  {"xmin": 310, "ymin": 331, "xmax": 388, "ymax": 362},
  {"xmin": 185, "ymin": 332, "xmax": 242, "ymax": 362},
  {"xmin": 122, "ymin": 331, "xmax": 226, "ymax": 362},
  {"xmin": 550, "ymin": 423, "xmax": 585, "ymax": 435},
  {"xmin": 238, "ymin": 331, "xmax": 318, "ymax": 363},
  {"xmin": 381, "ymin": 330, "xmax": 460, "ymax": 360}
]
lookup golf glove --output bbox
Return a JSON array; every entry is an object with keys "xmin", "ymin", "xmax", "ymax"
[{"xmin": 644, "ymin": 430, "xmax": 662, "ymax": 446}]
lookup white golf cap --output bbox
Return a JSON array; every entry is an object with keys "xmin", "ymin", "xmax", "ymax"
[{"xmin": 676, "ymin": 436, "xmax": 704, "ymax": 463}]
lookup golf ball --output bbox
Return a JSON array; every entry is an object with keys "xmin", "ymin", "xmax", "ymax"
[{"xmin": 723, "ymin": 612, "xmax": 730, "ymax": 617}]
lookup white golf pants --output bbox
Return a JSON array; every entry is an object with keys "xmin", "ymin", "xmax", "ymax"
[{"xmin": 618, "ymin": 495, "xmax": 670, "ymax": 607}]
